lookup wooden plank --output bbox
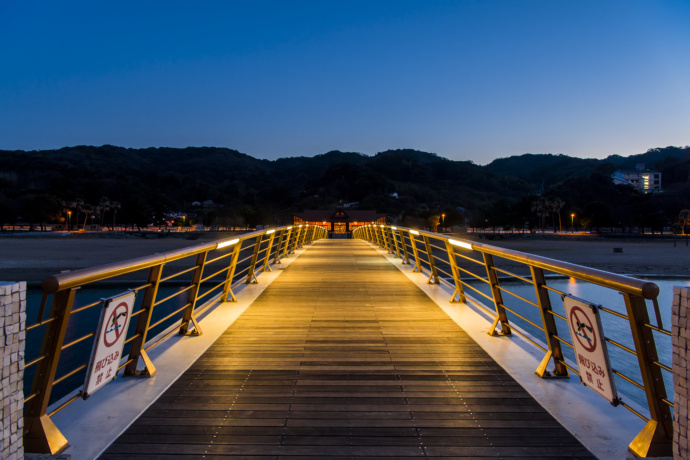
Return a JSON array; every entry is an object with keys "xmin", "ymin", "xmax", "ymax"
[{"xmin": 102, "ymin": 239, "xmax": 594, "ymax": 458}]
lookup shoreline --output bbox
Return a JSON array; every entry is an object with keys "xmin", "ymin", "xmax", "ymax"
[{"xmin": 1, "ymin": 233, "xmax": 689, "ymax": 283}]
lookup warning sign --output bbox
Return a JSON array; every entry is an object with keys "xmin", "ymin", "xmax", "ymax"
[
  {"xmin": 563, "ymin": 296, "xmax": 618, "ymax": 405},
  {"xmin": 83, "ymin": 291, "xmax": 135, "ymax": 399}
]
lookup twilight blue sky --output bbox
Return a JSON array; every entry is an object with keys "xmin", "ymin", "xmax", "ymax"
[{"xmin": 1, "ymin": 1, "xmax": 688, "ymax": 164}]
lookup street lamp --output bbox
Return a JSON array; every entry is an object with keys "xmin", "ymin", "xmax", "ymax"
[
  {"xmin": 571, "ymin": 213, "xmax": 575, "ymax": 233},
  {"xmin": 441, "ymin": 213, "xmax": 445, "ymax": 232},
  {"xmin": 67, "ymin": 211, "xmax": 71, "ymax": 231}
]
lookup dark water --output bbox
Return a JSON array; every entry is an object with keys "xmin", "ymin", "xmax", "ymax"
[{"xmin": 463, "ymin": 277, "xmax": 689, "ymax": 411}]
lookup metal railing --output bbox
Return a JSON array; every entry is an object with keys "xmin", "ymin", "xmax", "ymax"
[
  {"xmin": 23, "ymin": 224, "xmax": 326, "ymax": 454},
  {"xmin": 355, "ymin": 224, "xmax": 672, "ymax": 458}
]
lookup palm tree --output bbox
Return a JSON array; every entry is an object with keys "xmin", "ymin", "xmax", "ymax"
[
  {"xmin": 550, "ymin": 198, "xmax": 565, "ymax": 233},
  {"xmin": 531, "ymin": 198, "xmax": 550, "ymax": 232},
  {"xmin": 110, "ymin": 201, "xmax": 121, "ymax": 230},
  {"xmin": 98, "ymin": 197, "xmax": 112, "ymax": 228}
]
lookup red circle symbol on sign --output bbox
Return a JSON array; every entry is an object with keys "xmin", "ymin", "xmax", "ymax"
[
  {"xmin": 104, "ymin": 302, "xmax": 129, "ymax": 347},
  {"xmin": 569, "ymin": 305, "xmax": 597, "ymax": 353}
]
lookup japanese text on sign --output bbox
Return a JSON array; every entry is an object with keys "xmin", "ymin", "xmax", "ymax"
[
  {"xmin": 83, "ymin": 291, "xmax": 135, "ymax": 399},
  {"xmin": 563, "ymin": 296, "xmax": 618, "ymax": 405}
]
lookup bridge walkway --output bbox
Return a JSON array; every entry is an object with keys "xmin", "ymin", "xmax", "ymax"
[{"xmin": 101, "ymin": 239, "xmax": 594, "ymax": 459}]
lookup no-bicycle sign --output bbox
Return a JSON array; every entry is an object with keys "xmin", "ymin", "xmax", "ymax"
[
  {"xmin": 563, "ymin": 296, "xmax": 618, "ymax": 405},
  {"xmin": 83, "ymin": 291, "xmax": 135, "ymax": 399}
]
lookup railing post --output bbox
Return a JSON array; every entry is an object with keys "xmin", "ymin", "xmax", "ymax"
[
  {"xmin": 222, "ymin": 241, "xmax": 242, "ymax": 302},
  {"xmin": 261, "ymin": 231, "xmax": 276, "ymax": 272},
  {"xmin": 24, "ymin": 288, "xmax": 77, "ymax": 454},
  {"xmin": 124, "ymin": 264, "xmax": 162, "ymax": 377},
  {"xmin": 409, "ymin": 232, "xmax": 422, "ymax": 272},
  {"xmin": 376, "ymin": 226, "xmax": 384, "ymax": 248},
  {"xmin": 444, "ymin": 241, "xmax": 466, "ymax": 303},
  {"xmin": 422, "ymin": 235, "xmax": 440, "ymax": 284},
  {"xmin": 398, "ymin": 229, "xmax": 410, "ymax": 264},
  {"xmin": 282, "ymin": 228, "xmax": 293, "ymax": 258},
  {"xmin": 301, "ymin": 226, "xmax": 309, "ymax": 246},
  {"xmin": 530, "ymin": 266, "xmax": 568, "ymax": 378},
  {"xmin": 290, "ymin": 227, "xmax": 302, "ymax": 253},
  {"xmin": 390, "ymin": 228, "xmax": 402, "ymax": 258},
  {"xmin": 623, "ymin": 293, "xmax": 673, "ymax": 457},
  {"xmin": 381, "ymin": 227, "xmax": 393, "ymax": 253},
  {"xmin": 245, "ymin": 234, "xmax": 264, "ymax": 284},
  {"xmin": 273, "ymin": 229, "xmax": 286, "ymax": 264},
  {"xmin": 179, "ymin": 251, "xmax": 207, "ymax": 336},
  {"xmin": 483, "ymin": 253, "xmax": 512, "ymax": 336}
]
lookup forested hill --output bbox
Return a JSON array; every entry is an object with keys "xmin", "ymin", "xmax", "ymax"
[{"xmin": 0, "ymin": 145, "xmax": 688, "ymax": 230}]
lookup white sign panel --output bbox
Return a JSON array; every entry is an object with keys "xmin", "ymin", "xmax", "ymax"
[
  {"xmin": 563, "ymin": 296, "xmax": 618, "ymax": 405},
  {"xmin": 83, "ymin": 291, "xmax": 135, "ymax": 399}
]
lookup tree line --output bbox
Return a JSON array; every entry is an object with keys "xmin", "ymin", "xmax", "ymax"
[{"xmin": 0, "ymin": 145, "xmax": 688, "ymax": 233}]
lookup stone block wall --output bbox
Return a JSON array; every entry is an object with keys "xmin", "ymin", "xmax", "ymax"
[
  {"xmin": 673, "ymin": 286, "xmax": 690, "ymax": 459},
  {"xmin": 0, "ymin": 281, "xmax": 25, "ymax": 460}
]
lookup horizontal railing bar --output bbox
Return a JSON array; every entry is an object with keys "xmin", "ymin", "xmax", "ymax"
[
  {"xmin": 461, "ymin": 282, "xmax": 494, "ymax": 302},
  {"xmin": 661, "ymin": 397, "xmax": 674, "ymax": 409},
  {"xmin": 509, "ymin": 326, "xmax": 547, "ymax": 353},
  {"xmin": 452, "ymin": 251, "xmax": 485, "ymax": 266},
  {"xmin": 195, "ymin": 282, "xmax": 225, "ymax": 303},
  {"xmin": 47, "ymin": 393, "xmax": 82, "ymax": 418},
  {"xmin": 159, "ymin": 265, "xmax": 198, "ymax": 283},
  {"xmin": 41, "ymin": 228, "xmax": 280, "ymax": 293},
  {"xmin": 153, "ymin": 285, "xmax": 194, "ymax": 307},
  {"xmin": 491, "ymin": 266, "xmax": 533, "ymax": 285},
  {"xmin": 25, "ymin": 353, "xmax": 48, "ymax": 369},
  {"xmin": 456, "ymin": 265, "xmax": 490, "ymax": 283},
  {"xmin": 205, "ymin": 251, "xmax": 235, "ymax": 265},
  {"xmin": 200, "ymin": 266, "xmax": 230, "ymax": 284},
  {"xmin": 123, "ymin": 332, "xmax": 141, "ymax": 346},
  {"xmin": 71, "ymin": 299, "xmax": 102, "ymax": 315},
  {"xmin": 552, "ymin": 334, "xmax": 574, "ymax": 349},
  {"xmin": 495, "ymin": 285, "xmax": 539, "ymax": 308},
  {"xmin": 144, "ymin": 326, "xmax": 179, "ymax": 352},
  {"xmin": 612, "ymin": 368, "xmax": 645, "ymax": 390},
  {"xmin": 501, "ymin": 304, "xmax": 545, "ymax": 332},
  {"xmin": 653, "ymin": 360, "xmax": 673, "ymax": 373},
  {"xmin": 470, "ymin": 240, "xmax": 659, "ymax": 299},
  {"xmin": 546, "ymin": 310, "xmax": 567, "ymax": 322},
  {"xmin": 148, "ymin": 303, "xmax": 190, "ymax": 331},
  {"xmin": 26, "ymin": 317, "xmax": 56, "ymax": 331},
  {"xmin": 53, "ymin": 363, "xmax": 88, "ymax": 386},
  {"xmin": 619, "ymin": 400, "xmax": 649, "ymax": 422},
  {"xmin": 606, "ymin": 337, "xmax": 637, "ymax": 355},
  {"xmin": 645, "ymin": 323, "xmax": 672, "ymax": 336},
  {"xmin": 61, "ymin": 331, "xmax": 96, "ymax": 351},
  {"xmin": 598, "ymin": 306, "xmax": 629, "ymax": 320}
]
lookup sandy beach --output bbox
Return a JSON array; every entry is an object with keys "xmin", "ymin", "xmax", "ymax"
[{"xmin": 1, "ymin": 233, "xmax": 689, "ymax": 283}]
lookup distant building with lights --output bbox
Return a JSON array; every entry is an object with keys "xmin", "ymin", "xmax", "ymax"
[
  {"xmin": 294, "ymin": 209, "xmax": 387, "ymax": 235},
  {"xmin": 611, "ymin": 164, "xmax": 662, "ymax": 194}
]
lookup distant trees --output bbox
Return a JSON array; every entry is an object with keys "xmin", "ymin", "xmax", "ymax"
[{"xmin": 1, "ymin": 145, "xmax": 689, "ymax": 232}]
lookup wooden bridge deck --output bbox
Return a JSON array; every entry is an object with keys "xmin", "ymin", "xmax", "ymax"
[{"xmin": 101, "ymin": 239, "xmax": 594, "ymax": 459}]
